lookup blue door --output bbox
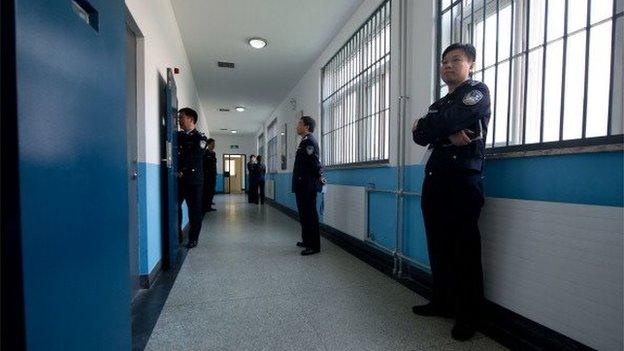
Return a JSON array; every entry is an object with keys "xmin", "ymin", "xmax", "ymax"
[
  {"xmin": 164, "ymin": 68, "xmax": 180, "ymax": 267},
  {"xmin": 15, "ymin": 0, "xmax": 131, "ymax": 349}
]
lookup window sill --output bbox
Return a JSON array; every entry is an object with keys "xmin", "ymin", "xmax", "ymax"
[
  {"xmin": 486, "ymin": 136, "xmax": 623, "ymax": 160},
  {"xmin": 324, "ymin": 159, "xmax": 390, "ymax": 170}
]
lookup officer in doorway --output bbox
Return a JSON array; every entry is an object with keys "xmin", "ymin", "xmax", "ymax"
[
  {"xmin": 176, "ymin": 107, "xmax": 209, "ymax": 249},
  {"xmin": 203, "ymin": 138, "xmax": 217, "ymax": 212},
  {"xmin": 411, "ymin": 43, "xmax": 490, "ymax": 341},
  {"xmin": 292, "ymin": 116, "xmax": 325, "ymax": 256}
]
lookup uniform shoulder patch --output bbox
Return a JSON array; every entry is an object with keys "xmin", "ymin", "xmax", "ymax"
[
  {"xmin": 306, "ymin": 145, "xmax": 314, "ymax": 155},
  {"xmin": 199, "ymin": 140, "xmax": 207, "ymax": 149},
  {"xmin": 462, "ymin": 89, "xmax": 484, "ymax": 106}
]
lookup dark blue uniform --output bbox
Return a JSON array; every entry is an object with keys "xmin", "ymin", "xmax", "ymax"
[
  {"xmin": 413, "ymin": 79, "xmax": 490, "ymax": 323},
  {"xmin": 292, "ymin": 133, "xmax": 323, "ymax": 250},
  {"xmin": 202, "ymin": 149, "xmax": 217, "ymax": 211},
  {"xmin": 177, "ymin": 129, "xmax": 208, "ymax": 244}
]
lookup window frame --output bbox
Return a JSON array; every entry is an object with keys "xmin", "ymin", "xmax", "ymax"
[{"xmin": 435, "ymin": 0, "xmax": 624, "ymax": 157}]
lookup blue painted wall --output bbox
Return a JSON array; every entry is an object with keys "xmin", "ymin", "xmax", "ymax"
[
  {"xmin": 269, "ymin": 151, "xmax": 623, "ymax": 269},
  {"xmin": 137, "ymin": 162, "xmax": 188, "ymax": 275},
  {"xmin": 15, "ymin": 0, "xmax": 130, "ymax": 349}
]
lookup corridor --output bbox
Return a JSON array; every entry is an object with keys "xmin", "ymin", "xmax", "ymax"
[{"xmin": 144, "ymin": 195, "xmax": 506, "ymax": 351}]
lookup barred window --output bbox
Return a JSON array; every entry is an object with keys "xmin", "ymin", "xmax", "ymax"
[
  {"xmin": 437, "ymin": 0, "xmax": 624, "ymax": 152},
  {"xmin": 267, "ymin": 119, "xmax": 279, "ymax": 173},
  {"xmin": 321, "ymin": 0, "xmax": 391, "ymax": 167}
]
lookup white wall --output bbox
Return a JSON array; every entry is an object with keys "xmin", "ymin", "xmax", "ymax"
[
  {"xmin": 126, "ymin": 0, "xmax": 209, "ymax": 165},
  {"xmin": 211, "ymin": 134, "xmax": 257, "ymax": 174}
]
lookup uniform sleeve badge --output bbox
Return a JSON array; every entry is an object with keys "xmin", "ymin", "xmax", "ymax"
[
  {"xmin": 306, "ymin": 145, "xmax": 314, "ymax": 155},
  {"xmin": 462, "ymin": 90, "xmax": 484, "ymax": 106},
  {"xmin": 199, "ymin": 140, "xmax": 207, "ymax": 149}
]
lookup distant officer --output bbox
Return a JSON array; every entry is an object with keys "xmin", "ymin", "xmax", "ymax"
[
  {"xmin": 292, "ymin": 116, "xmax": 325, "ymax": 256},
  {"xmin": 247, "ymin": 155, "xmax": 257, "ymax": 203},
  {"xmin": 411, "ymin": 43, "xmax": 490, "ymax": 341},
  {"xmin": 203, "ymin": 138, "xmax": 217, "ymax": 212},
  {"xmin": 256, "ymin": 155, "xmax": 266, "ymax": 205},
  {"xmin": 176, "ymin": 107, "xmax": 208, "ymax": 249}
]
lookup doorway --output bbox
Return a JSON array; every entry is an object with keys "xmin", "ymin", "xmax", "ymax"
[
  {"xmin": 223, "ymin": 154, "xmax": 246, "ymax": 194},
  {"xmin": 125, "ymin": 13, "xmax": 141, "ymax": 300}
]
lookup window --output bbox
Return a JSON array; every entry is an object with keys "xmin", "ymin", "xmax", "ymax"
[
  {"xmin": 267, "ymin": 119, "xmax": 279, "ymax": 173},
  {"xmin": 321, "ymin": 0, "xmax": 391, "ymax": 167},
  {"xmin": 437, "ymin": 0, "xmax": 623, "ymax": 152}
]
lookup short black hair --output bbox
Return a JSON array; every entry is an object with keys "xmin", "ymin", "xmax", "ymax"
[
  {"xmin": 207, "ymin": 138, "xmax": 215, "ymax": 145},
  {"xmin": 178, "ymin": 107, "xmax": 198, "ymax": 124},
  {"xmin": 442, "ymin": 43, "xmax": 476, "ymax": 62},
  {"xmin": 300, "ymin": 116, "xmax": 316, "ymax": 133},
  {"xmin": 256, "ymin": 155, "xmax": 263, "ymax": 162}
]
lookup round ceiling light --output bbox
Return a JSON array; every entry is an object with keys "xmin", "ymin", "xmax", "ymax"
[
  {"xmin": 235, "ymin": 106, "xmax": 246, "ymax": 112},
  {"xmin": 231, "ymin": 130, "xmax": 238, "ymax": 134},
  {"xmin": 248, "ymin": 37, "xmax": 267, "ymax": 49}
]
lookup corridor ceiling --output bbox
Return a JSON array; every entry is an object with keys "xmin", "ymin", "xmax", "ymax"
[{"xmin": 170, "ymin": 0, "xmax": 364, "ymax": 135}]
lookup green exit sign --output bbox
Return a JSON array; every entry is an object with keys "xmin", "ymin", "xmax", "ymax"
[{"xmin": 230, "ymin": 145, "xmax": 239, "ymax": 149}]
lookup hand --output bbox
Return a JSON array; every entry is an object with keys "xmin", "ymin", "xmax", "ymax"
[
  {"xmin": 412, "ymin": 118, "xmax": 421, "ymax": 132},
  {"xmin": 449, "ymin": 130, "xmax": 471, "ymax": 146},
  {"xmin": 176, "ymin": 172, "xmax": 183, "ymax": 178},
  {"xmin": 320, "ymin": 177, "xmax": 327, "ymax": 185}
]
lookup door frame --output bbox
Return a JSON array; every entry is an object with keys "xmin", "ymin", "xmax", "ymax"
[
  {"xmin": 125, "ymin": 7, "xmax": 143, "ymax": 301},
  {"xmin": 1, "ymin": 0, "xmax": 27, "ymax": 348},
  {"xmin": 222, "ymin": 153, "xmax": 247, "ymax": 194}
]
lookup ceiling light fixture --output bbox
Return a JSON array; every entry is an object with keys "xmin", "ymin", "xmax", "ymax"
[
  {"xmin": 231, "ymin": 130, "xmax": 238, "ymax": 134},
  {"xmin": 248, "ymin": 37, "xmax": 267, "ymax": 49},
  {"xmin": 235, "ymin": 106, "xmax": 246, "ymax": 112}
]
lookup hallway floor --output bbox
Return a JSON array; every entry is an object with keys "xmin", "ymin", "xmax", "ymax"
[{"xmin": 145, "ymin": 195, "xmax": 507, "ymax": 351}]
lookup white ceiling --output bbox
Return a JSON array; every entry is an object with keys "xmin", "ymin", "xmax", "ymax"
[{"xmin": 170, "ymin": 0, "xmax": 364, "ymax": 135}]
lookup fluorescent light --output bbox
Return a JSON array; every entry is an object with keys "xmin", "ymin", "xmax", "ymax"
[
  {"xmin": 235, "ymin": 106, "xmax": 245, "ymax": 112},
  {"xmin": 248, "ymin": 37, "xmax": 267, "ymax": 49},
  {"xmin": 231, "ymin": 130, "xmax": 238, "ymax": 134}
]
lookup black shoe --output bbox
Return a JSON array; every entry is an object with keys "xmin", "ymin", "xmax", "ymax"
[
  {"xmin": 451, "ymin": 321, "xmax": 476, "ymax": 341},
  {"xmin": 207, "ymin": 207, "xmax": 217, "ymax": 212},
  {"xmin": 296, "ymin": 242, "xmax": 306, "ymax": 248},
  {"xmin": 185, "ymin": 240, "xmax": 197, "ymax": 249},
  {"xmin": 300, "ymin": 248, "xmax": 320, "ymax": 256},
  {"xmin": 411, "ymin": 303, "xmax": 450, "ymax": 317}
]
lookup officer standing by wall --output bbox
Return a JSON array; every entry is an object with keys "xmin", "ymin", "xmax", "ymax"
[
  {"xmin": 176, "ymin": 107, "xmax": 208, "ymax": 249},
  {"xmin": 292, "ymin": 116, "xmax": 325, "ymax": 256},
  {"xmin": 203, "ymin": 138, "xmax": 217, "ymax": 212},
  {"xmin": 256, "ymin": 155, "xmax": 266, "ymax": 205},
  {"xmin": 411, "ymin": 43, "xmax": 490, "ymax": 341},
  {"xmin": 247, "ymin": 155, "xmax": 257, "ymax": 203}
]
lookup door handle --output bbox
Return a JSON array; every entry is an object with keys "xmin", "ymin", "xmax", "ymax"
[{"xmin": 132, "ymin": 170, "xmax": 138, "ymax": 179}]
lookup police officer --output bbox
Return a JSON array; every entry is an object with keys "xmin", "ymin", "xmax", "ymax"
[
  {"xmin": 176, "ymin": 107, "xmax": 208, "ymax": 249},
  {"xmin": 255, "ymin": 155, "xmax": 266, "ymax": 205},
  {"xmin": 247, "ymin": 155, "xmax": 257, "ymax": 203},
  {"xmin": 292, "ymin": 116, "xmax": 325, "ymax": 256},
  {"xmin": 203, "ymin": 138, "xmax": 217, "ymax": 212},
  {"xmin": 411, "ymin": 43, "xmax": 490, "ymax": 341}
]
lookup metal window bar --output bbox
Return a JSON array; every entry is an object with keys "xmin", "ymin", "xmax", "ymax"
[
  {"xmin": 437, "ymin": 0, "xmax": 622, "ymax": 153},
  {"xmin": 321, "ymin": 0, "xmax": 391, "ymax": 167}
]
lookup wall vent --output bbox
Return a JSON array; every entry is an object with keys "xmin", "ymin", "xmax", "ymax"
[
  {"xmin": 217, "ymin": 61, "xmax": 235, "ymax": 68},
  {"xmin": 218, "ymin": 108, "xmax": 230, "ymax": 112}
]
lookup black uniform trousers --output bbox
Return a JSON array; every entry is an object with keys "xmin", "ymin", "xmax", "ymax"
[
  {"xmin": 258, "ymin": 180, "xmax": 265, "ymax": 204},
  {"xmin": 295, "ymin": 190, "xmax": 320, "ymax": 250},
  {"xmin": 203, "ymin": 176, "xmax": 216, "ymax": 210},
  {"xmin": 178, "ymin": 180, "xmax": 204, "ymax": 243},
  {"xmin": 421, "ymin": 172, "xmax": 485, "ymax": 323}
]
